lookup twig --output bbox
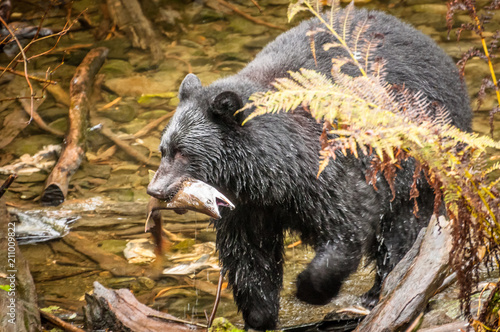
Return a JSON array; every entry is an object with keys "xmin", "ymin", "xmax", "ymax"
[
  {"xmin": 40, "ymin": 310, "xmax": 86, "ymax": 332},
  {"xmin": 468, "ymin": 8, "xmax": 500, "ymax": 138},
  {"xmin": 0, "ymin": 66, "xmax": 57, "ymax": 84},
  {"xmin": 0, "ymin": 11, "xmax": 82, "ymax": 76},
  {"xmin": 214, "ymin": 0, "xmax": 285, "ymax": 30},
  {"xmin": 154, "ymin": 285, "xmax": 191, "ymax": 300},
  {"xmin": 207, "ymin": 271, "xmax": 224, "ymax": 328},
  {"xmin": 97, "ymin": 96, "xmax": 122, "ymax": 111},
  {"xmin": 19, "ymin": 98, "xmax": 65, "ymax": 137},
  {"xmin": 0, "ymin": 10, "xmax": 82, "ymax": 124},
  {"xmin": 134, "ymin": 111, "xmax": 174, "ymax": 138},
  {"xmin": 250, "ymin": 0, "xmax": 263, "ymax": 12},
  {"xmin": 0, "ymin": 15, "xmax": 35, "ymax": 122},
  {"xmin": 28, "ymin": 5, "xmax": 49, "ymax": 53},
  {"xmin": 287, "ymin": 240, "xmax": 302, "ymax": 248},
  {"xmin": 99, "ymin": 126, "xmax": 159, "ymax": 167},
  {"xmin": 0, "ymin": 95, "xmax": 43, "ymax": 103},
  {"xmin": 0, "ymin": 174, "xmax": 17, "ymax": 199},
  {"xmin": 24, "ymin": 10, "xmax": 87, "ymax": 63},
  {"xmin": 147, "ymin": 314, "xmax": 207, "ymax": 328}
]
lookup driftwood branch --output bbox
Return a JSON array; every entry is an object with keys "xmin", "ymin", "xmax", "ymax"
[
  {"xmin": 355, "ymin": 215, "xmax": 453, "ymax": 332},
  {"xmin": 106, "ymin": 0, "xmax": 164, "ymax": 63},
  {"xmin": 41, "ymin": 47, "xmax": 108, "ymax": 206},
  {"xmin": 84, "ymin": 281, "xmax": 205, "ymax": 331}
]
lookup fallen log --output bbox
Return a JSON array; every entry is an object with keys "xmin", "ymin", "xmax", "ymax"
[
  {"xmin": 379, "ymin": 227, "xmax": 427, "ymax": 298},
  {"xmin": 84, "ymin": 281, "xmax": 205, "ymax": 331},
  {"xmin": 354, "ymin": 215, "xmax": 453, "ymax": 332},
  {"xmin": 41, "ymin": 47, "xmax": 108, "ymax": 206},
  {"xmin": 0, "ymin": 198, "xmax": 41, "ymax": 332}
]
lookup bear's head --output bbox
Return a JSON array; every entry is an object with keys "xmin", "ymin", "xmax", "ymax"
[{"xmin": 147, "ymin": 74, "xmax": 249, "ymax": 217}]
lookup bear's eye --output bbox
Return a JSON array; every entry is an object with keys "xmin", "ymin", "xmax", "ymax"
[
  {"xmin": 160, "ymin": 147, "xmax": 167, "ymax": 158},
  {"xmin": 169, "ymin": 146, "xmax": 186, "ymax": 161}
]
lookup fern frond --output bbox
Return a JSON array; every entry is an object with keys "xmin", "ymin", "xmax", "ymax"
[
  {"xmin": 482, "ymin": 161, "xmax": 500, "ymax": 177},
  {"xmin": 341, "ymin": 1, "xmax": 355, "ymax": 45},
  {"xmin": 288, "ymin": 0, "xmax": 310, "ymax": 21}
]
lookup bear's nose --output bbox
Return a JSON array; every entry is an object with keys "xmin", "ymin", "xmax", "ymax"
[{"xmin": 146, "ymin": 183, "xmax": 167, "ymax": 201}]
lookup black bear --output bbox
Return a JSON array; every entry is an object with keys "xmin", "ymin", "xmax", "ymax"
[{"xmin": 147, "ymin": 7, "xmax": 471, "ymax": 331}]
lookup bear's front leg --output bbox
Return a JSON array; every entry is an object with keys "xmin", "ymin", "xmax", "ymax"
[
  {"xmin": 296, "ymin": 238, "xmax": 363, "ymax": 305},
  {"xmin": 216, "ymin": 215, "xmax": 284, "ymax": 331},
  {"xmin": 230, "ymin": 260, "xmax": 282, "ymax": 331}
]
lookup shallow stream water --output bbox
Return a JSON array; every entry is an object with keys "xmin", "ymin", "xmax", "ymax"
[{"xmin": 0, "ymin": 0, "xmax": 499, "ymax": 329}]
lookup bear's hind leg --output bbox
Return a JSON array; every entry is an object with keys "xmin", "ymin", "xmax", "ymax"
[
  {"xmin": 362, "ymin": 206, "xmax": 429, "ymax": 308},
  {"xmin": 296, "ymin": 239, "xmax": 363, "ymax": 305}
]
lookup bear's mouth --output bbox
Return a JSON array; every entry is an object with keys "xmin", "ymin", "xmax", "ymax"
[
  {"xmin": 216, "ymin": 197, "xmax": 232, "ymax": 207},
  {"xmin": 148, "ymin": 178, "xmax": 235, "ymax": 219}
]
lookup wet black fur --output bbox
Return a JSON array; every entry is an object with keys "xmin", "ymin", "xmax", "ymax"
[{"xmin": 148, "ymin": 8, "xmax": 471, "ymax": 331}]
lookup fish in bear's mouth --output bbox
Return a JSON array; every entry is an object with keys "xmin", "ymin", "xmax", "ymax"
[{"xmin": 147, "ymin": 178, "xmax": 235, "ymax": 220}]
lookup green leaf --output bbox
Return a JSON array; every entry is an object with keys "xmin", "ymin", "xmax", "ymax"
[
  {"xmin": 0, "ymin": 285, "xmax": 11, "ymax": 292},
  {"xmin": 40, "ymin": 306, "xmax": 61, "ymax": 314},
  {"xmin": 137, "ymin": 92, "xmax": 177, "ymax": 104}
]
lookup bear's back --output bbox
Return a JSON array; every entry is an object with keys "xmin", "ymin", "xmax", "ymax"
[{"xmin": 237, "ymin": 8, "xmax": 471, "ymax": 131}]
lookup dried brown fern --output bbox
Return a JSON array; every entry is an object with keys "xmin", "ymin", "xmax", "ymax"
[{"xmin": 447, "ymin": 0, "xmax": 500, "ymax": 138}]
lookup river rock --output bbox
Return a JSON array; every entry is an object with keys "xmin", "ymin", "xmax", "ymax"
[
  {"xmin": 137, "ymin": 110, "xmax": 169, "ymax": 120},
  {"xmin": 4, "ymin": 135, "xmax": 61, "ymax": 157},
  {"xmin": 100, "ymin": 59, "xmax": 134, "ymax": 77},
  {"xmin": 192, "ymin": 8, "xmax": 225, "ymax": 24},
  {"xmin": 244, "ymin": 35, "xmax": 275, "ymax": 49},
  {"xmin": 99, "ymin": 103, "xmax": 137, "ymax": 123},
  {"xmin": 105, "ymin": 75, "xmax": 175, "ymax": 97},
  {"xmin": 411, "ymin": 4, "xmax": 448, "ymax": 14},
  {"xmin": 37, "ymin": 106, "xmax": 69, "ymax": 122},
  {"xmin": 48, "ymin": 117, "xmax": 68, "ymax": 133},
  {"xmin": 228, "ymin": 17, "xmax": 268, "ymax": 36}
]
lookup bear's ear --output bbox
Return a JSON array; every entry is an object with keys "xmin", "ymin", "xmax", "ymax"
[
  {"xmin": 179, "ymin": 74, "xmax": 202, "ymax": 100},
  {"xmin": 209, "ymin": 91, "xmax": 245, "ymax": 125}
]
